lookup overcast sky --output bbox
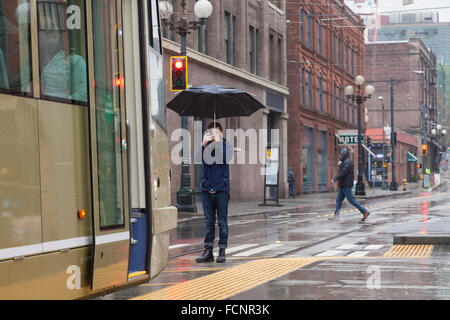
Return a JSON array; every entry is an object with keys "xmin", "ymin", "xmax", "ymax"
[{"xmin": 377, "ymin": 0, "xmax": 450, "ymax": 22}]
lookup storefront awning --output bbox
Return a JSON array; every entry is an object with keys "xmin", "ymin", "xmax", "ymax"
[{"xmin": 407, "ymin": 151, "xmax": 418, "ymax": 162}]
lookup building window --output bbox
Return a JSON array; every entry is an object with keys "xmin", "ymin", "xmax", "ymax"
[
  {"xmin": 249, "ymin": 25, "xmax": 259, "ymax": 74},
  {"xmin": 339, "ymin": 86, "xmax": 342, "ymax": 119},
  {"xmin": 307, "ymin": 11, "xmax": 311, "ymax": 48},
  {"xmin": 308, "ymin": 68, "xmax": 312, "ymax": 108},
  {"xmin": 301, "ymin": 65, "xmax": 306, "ymax": 106},
  {"xmin": 224, "ymin": 12, "xmax": 236, "ymax": 65},
  {"xmin": 333, "ymin": 85, "xmax": 337, "ymax": 116},
  {"xmin": 318, "ymin": 74, "xmax": 323, "ymax": 111},
  {"xmin": 345, "ymin": 42, "xmax": 349, "ymax": 73},
  {"xmin": 351, "ymin": 47, "xmax": 354, "ymax": 75},
  {"xmin": 300, "ymin": 7, "xmax": 304, "ymax": 43},
  {"xmin": 225, "ymin": 11, "xmax": 231, "ymax": 64},
  {"xmin": 338, "ymin": 36, "xmax": 341, "ymax": 67},
  {"xmin": 197, "ymin": 18, "xmax": 209, "ymax": 55},
  {"xmin": 318, "ymin": 20, "xmax": 322, "ymax": 55}
]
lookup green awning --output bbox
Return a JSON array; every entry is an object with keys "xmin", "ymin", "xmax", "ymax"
[{"xmin": 407, "ymin": 152, "xmax": 418, "ymax": 162}]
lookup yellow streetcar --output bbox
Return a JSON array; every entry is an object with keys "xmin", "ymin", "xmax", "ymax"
[{"xmin": 0, "ymin": 0, "xmax": 177, "ymax": 299}]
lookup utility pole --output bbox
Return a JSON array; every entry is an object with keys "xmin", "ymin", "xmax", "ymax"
[{"xmin": 389, "ymin": 78, "xmax": 398, "ymax": 191}]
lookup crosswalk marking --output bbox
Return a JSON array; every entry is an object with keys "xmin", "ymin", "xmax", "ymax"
[
  {"xmin": 364, "ymin": 245, "xmax": 384, "ymax": 250},
  {"xmin": 347, "ymin": 251, "xmax": 369, "ymax": 257},
  {"xmin": 315, "ymin": 250, "xmax": 344, "ymax": 257},
  {"xmin": 213, "ymin": 244, "xmax": 258, "ymax": 254},
  {"xmin": 169, "ymin": 244, "xmax": 191, "ymax": 250},
  {"xmin": 233, "ymin": 244, "xmax": 285, "ymax": 257}
]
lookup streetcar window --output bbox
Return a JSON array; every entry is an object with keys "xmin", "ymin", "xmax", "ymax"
[
  {"xmin": 92, "ymin": 0, "xmax": 125, "ymax": 230},
  {"xmin": 148, "ymin": 0, "xmax": 161, "ymax": 53},
  {"xmin": 0, "ymin": 1, "xmax": 32, "ymax": 96},
  {"xmin": 37, "ymin": 0, "xmax": 88, "ymax": 105}
]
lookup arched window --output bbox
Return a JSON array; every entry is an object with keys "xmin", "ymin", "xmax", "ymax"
[
  {"xmin": 308, "ymin": 68, "xmax": 312, "ymax": 107},
  {"xmin": 300, "ymin": 7, "xmax": 304, "ymax": 43},
  {"xmin": 307, "ymin": 11, "xmax": 312, "ymax": 48},
  {"xmin": 317, "ymin": 20, "xmax": 322, "ymax": 54},
  {"xmin": 345, "ymin": 42, "xmax": 349, "ymax": 73},
  {"xmin": 301, "ymin": 65, "xmax": 306, "ymax": 105},
  {"xmin": 318, "ymin": 74, "xmax": 323, "ymax": 111}
]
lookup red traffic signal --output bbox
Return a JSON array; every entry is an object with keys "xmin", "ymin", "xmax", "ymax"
[
  {"xmin": 170, "ymin": 56, "xmax": 188, "ymax": 91},
  {"xmin": 421, "ymin": 144, "xmax": 428, "ymax": 156}
]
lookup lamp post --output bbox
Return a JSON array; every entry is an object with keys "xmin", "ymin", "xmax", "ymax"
[
  {"xmin": 160, "ymin": 0, "xmax": 213, "ymax": 212},
  {"xmin": 379, "ymin": 96, "xmax": 388, "ymax": 190},
  {"xmin": 345, "ymin": 76, "xmax": 375, "ymax": 196}
]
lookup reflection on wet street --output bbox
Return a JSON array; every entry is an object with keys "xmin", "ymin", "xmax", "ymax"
[{"xmin": 99, "ymin": 189, "xmax": 450, "ymax": 300}]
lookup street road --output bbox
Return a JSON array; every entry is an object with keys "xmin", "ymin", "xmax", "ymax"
[{"xmin": 98, "ymin": 187, "xmax": 450, "ymax": 300}]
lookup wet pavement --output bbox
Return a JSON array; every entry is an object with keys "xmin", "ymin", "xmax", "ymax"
[{"xmin": 96, "ymin": 180, "xmax": 450, "ymax": 300}]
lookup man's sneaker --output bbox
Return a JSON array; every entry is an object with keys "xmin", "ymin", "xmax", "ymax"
[
  {"xmin": 361, "ymin": 211, "xmax": 370, "ymax": 222},
  {"xmin": 196, "ymin": 246, "xmax": 214, "ymax": 263},
  {"xmin": 216, "ymin": 248, "xmax": 226, "ymax": 263}
]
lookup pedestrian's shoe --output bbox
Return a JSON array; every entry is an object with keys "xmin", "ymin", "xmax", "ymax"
[
  {"xmin": 361, "ymin": 211, "xmax": 370, "ymax": 222},
  {"xmin": 216, "ymin": 248, "xmax": 226, "ymax": 263},
  {"xmin": 328, "ymin": 213, "xmax": 340, "ymax": 221},
  {"xmin": 196, "ymin": 246, "xmax": 214, "ymax": 263}
]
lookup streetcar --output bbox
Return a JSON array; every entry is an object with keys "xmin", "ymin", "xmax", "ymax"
[{"xmin": 0, "ymin": 0, "xmax": 177, "ymax": 299}]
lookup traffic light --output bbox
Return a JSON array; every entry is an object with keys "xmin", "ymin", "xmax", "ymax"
[
  {"xmin": 367, "ymin": 136, "xmax": 372, "ymax": 146},
  {"xmin": 417, "ymin": 163, "xmax": 422, "ymax": 169},
  {"xmin": 170, "ymin": 56, "xmax": 188, "ymax": 91},
  {"xmin": 421, "ymin": 144, "xmax": 428, "ymax": 156}
]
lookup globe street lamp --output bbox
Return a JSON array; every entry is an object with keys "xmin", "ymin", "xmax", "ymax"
[
  {"xmin": 345, "ymin": 76, "xmax": 375, "ymax": 196},
  {"xmin": 160, "ymin": 0, "xmax": 213, "ymax": 212}
]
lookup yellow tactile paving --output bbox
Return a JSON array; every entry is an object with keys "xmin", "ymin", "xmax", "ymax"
[
  {"xmin": 383, "ymin": 245, "xmax": 434, "ymax": 258},
  {"xmin": 132, "ymin": 244, "xmax": 436, "ymax": 300},
  {"xmin": 131, "ymin": 257, "xmax": 322, "ymax": 300}
]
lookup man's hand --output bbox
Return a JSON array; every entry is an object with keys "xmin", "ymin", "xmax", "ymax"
[
  {"xmin": 202, "ymin": 133, "xmax": 213, "ymax": 147},
  {"xmin": 338, "ymin": 161, "xmax": 342, "ymax": 166}
]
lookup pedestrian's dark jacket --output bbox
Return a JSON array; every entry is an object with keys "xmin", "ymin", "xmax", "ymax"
[
  {"xmin": 333, "ymin": 149, "xmax": 354, "ymax": 188},
  {"xmin": 288, "ymin": 168, "xmax": 295, "ymax": 183},
  {"xmin": 197, "ymin": 139, "xmax": 234, "ymax": 192}
]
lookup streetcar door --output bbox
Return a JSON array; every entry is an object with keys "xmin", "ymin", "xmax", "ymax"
[{"xmin": 88, "ymin": 0, "xmax": 131, "ymax": 291}]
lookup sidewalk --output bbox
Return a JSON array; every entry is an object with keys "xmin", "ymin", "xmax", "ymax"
[{"xmin": 177, "ymin": 182, "xmax": 421, "ymax": 223}]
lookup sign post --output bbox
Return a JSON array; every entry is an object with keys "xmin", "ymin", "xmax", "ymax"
[{"xmin": 262, "ymin": 146, "xmax": 281, "ymax": 206}]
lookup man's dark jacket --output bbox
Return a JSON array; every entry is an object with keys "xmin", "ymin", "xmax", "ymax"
[
  {"xmin": 197, "ymin": 139, "xmax": 233, "ymax": 192},
  {"xmin": 333, "ymin": 149, "xmax": 354, "ymax": 188}
]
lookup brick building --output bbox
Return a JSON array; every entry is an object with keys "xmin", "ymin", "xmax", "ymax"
[
  {"xmin": 162, "ymin": 0, "xmax": 290, "ymax": 204},
  {"xmin": 365, "ymin": 38, "xmax": 441, "ymax": 174},
  {"xmin": 286, "ymin": 0, "xmax": 366, "ymax": 194}
]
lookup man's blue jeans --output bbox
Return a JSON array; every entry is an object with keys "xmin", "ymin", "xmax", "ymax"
[
  {"xmin": 202, "ymin": 191, "xmax": 229, "ymax": 249},
  {"xmin": 335, "ymin": 187, "xmax": 367, "ymax": 215},
  {"xmin": 289, "ymin": 182, "xmax": 296, "ymax": 198}
]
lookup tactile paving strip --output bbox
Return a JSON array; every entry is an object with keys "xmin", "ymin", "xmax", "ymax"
[
  {"xmin": 131, "ymin": 257, "xmax": 321, "ymax": 300},
  {"xmin": 383, "ymin": 245, "xmax": 434, "ymax": 258}
]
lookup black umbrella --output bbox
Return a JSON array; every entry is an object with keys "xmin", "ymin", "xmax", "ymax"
[{"xmin": 167, "ymin": 84, "xmax": 265, "ymax": 123}]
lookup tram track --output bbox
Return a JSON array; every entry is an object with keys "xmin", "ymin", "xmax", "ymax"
[{"xmin": 169, "ymin": 191, "xmax": 449, "ymax": 260}]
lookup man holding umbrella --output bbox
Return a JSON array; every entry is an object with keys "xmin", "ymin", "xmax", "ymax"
[
  {"xmin": 167, "ymin": 84, "xmax": 265, "ymax": 263},
  {"xmin": 195, "ymin": 121, "xmax": 234, "ymax": 263}
]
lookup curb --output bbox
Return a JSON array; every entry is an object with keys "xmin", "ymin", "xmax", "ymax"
[{"xmin": 394, "ymin": 234, "xmax": 450, "ymax": 245}]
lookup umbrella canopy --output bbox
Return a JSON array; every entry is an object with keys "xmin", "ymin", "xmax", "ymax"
[{"xmin": 167, "ymin": 84, "xmax": 265, "ymax": 120}]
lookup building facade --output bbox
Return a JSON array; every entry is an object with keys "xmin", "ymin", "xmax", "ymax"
[
  {"xmin": 365, "ymin": 38, "xmax": 441, "ymax": 174},
  {"xmin": 286, "ymin": 0, "xmax": 366, "ymax": 194},
  {"xmin": 162, "ymin": 0, "xmax": 289, "ymax": 205}
]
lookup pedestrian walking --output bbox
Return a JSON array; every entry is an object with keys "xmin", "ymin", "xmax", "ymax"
[
  {"xmin": 195, "ymin": 122, "xmax": 234, "ymax": 263},
  {"xmin": 288, "ymin": 167, "xmax": 296, "ymax": 198},
  {"xmin": 330, "ymin": 148, "xmax": 370, "ymax": 222}
]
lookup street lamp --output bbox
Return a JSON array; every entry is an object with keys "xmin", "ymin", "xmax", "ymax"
[
  {"xmin": 379, "ymin": 96, "xmax": 388, "ymax": 190},
  {"xmin": 160, "ymin": 0, "xmax": 213, "ymax": 213},
  {"xmin": 345, "ymin": 75, "xmax": 375, "ymax": 196}
]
